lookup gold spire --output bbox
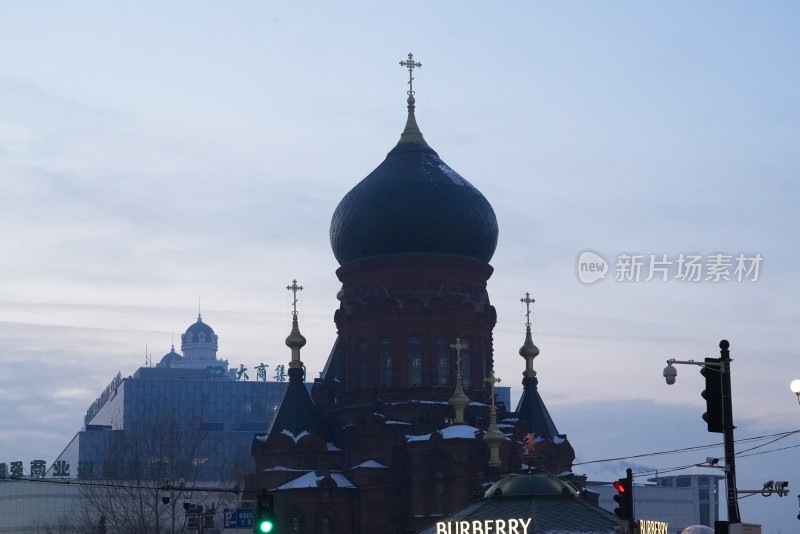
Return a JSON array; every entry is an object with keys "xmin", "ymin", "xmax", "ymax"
[
  {"xmin": 519, "ymin": 292, "xmax": 540, "ymax": 378},
  {"xmin": 483, "ymin": 371, "xmax": 505, "ymax": 469},
  {"xmin": 398, "ymin": 52, "xmax": 425, "ymax": 144},
  {"xmin": 485, "ymin": 371, "xmax": 501, "ymax": 411},
  {"xmin": 285, "ymin": 279, "xmax": 306, "ymax": 369},
  {"xmin": 448, "ymin": 337, "xmax": 470, "ymax": 424}
]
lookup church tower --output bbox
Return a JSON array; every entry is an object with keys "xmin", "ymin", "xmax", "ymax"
[
  {"xmin": 316, "ymin": 53, "xmax": 499, "ymax": 418},
  {"xmin": 247, "ymin": 55, "xmax": 574, "ymax": 534}
]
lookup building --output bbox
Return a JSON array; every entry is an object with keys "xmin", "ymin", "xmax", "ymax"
[
  {"xmin": 50, "ymin": 313, "xmax": 291, "ymax": 483},
  {"xmin": 0, "ymin": 314, "xmax": 298, "ymax": 533},
  {"xmin": 418, "ymin": 471, "xmax": 624, "ymax": 534},
  {"xmin": 245, "ymin": 56, "xmax": 579, "ymax": 534},
  {"xmin": 591, "ymin": 474, "xmax": 724, "ymax": 534}
]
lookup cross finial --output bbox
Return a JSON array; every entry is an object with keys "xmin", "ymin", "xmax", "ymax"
[
  {"xmin": 399, "ymin": 52, "xmax": 422, "ymax": 96},
  {"xmin": 286, "ymin": 279, "xmax": 303, "ymax": 318},
  {"xmin": 520, "ymin": 292, "xmax": 535, "ymax": 329},
  {"xmin": 484, "ymin": 371, "xmax": 501, "ymax": 409},
  {"xmin": 450, "ymin": 337, "xmax": 468, "ymax": 375}
]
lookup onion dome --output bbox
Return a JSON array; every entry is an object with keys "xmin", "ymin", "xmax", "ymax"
[
  {"xmin": 330, "ymin": 87, "xmax": 498, "ymax": 266},
  {"xmin": 519, "ymin": 293, "xmax": 540, "ymax": 377},
  {"xmin": 285, "ymin": 317, "xmax": 307, "ymax": 352},
  {"xmin": 519, "ymin": 330, "xmax": 540, "ymax": 361}
]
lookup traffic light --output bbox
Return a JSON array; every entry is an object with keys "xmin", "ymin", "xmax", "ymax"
[
  {"xmin": 254, "ymin": 491, "xmax": 275, "ymax": 533},
  {"xmin": 613, "ymin": 477, "xmax": 632, "ymax": 521},
  {"xmin": 701, "ymin": 357, "xmax": 724, "ymax": 433}
]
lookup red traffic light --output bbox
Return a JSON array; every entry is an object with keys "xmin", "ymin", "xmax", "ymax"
[{"xmin": 613, "ymin": 480, "xmax": 626, "ymax": 493}]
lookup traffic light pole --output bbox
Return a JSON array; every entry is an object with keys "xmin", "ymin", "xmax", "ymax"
[
  {"xmin": 719, "ymin": 341, "xmax": 741, "ymax": 524},
  {"xmin": 625, "ymin": 468, "xmax": 634, "ymax": 533},
  {"xmin": 663, "ymin": 340, "xmax": 741, "ymax": 528}
]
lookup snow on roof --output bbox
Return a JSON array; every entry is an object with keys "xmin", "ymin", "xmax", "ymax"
[
  {"xmin": 406, "ymin": 424, "xmax": 481, "ymax": 442},
  {"xmin": 277, "ymin": 471, "xmax": 355, "ymax": 490},
  {"xmin": 277, "ymin": 472, "xmax": 322, "ymax": 489},
  {"xmin": 262, "ymin": 466, "xmax": 307, "ymax": 472},
  {"xmin": 326, "ymin": 442, "xmax": 341, "ymax": 451},
  {"xmin": 353, "ymin": 460, "xmax": 388, "ymax": 469},
  {"xmin": 385, "ymin": 420, "xmax": 412, "ymax": 425},
  {"xmin": 255, "ymin": 434, "xmax": 267, "ymax": 442},
  {"xmin": 439, "ymin": 424, "xmax": 480, "ymax": 439},
  {"xmin": 553, "ymin": 435, "xmax": 566, "ymax": 445},
  {"xmin": 281, "ymin": 429, "xmax": 309, "ymax": 443},
  {"xmin": 331, "ymin": 473, "xmax": 355, "ymax": 488},
  {"xmin": 387, "ymin": 400, "xmax": 448, "ymax": 406}
]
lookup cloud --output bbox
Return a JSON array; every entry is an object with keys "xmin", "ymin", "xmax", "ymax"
[{"xmin": 50, "ymin": 388, "xmax": 95, "ymax": 400}]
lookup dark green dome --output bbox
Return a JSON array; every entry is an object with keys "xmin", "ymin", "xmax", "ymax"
[
  {"xmin": 483, "ymin": 471, "xmax": 578, "ymax": 499},
  {"xmin": 330, "ymin": 105, "xmax": 498, "ymax": 266}
]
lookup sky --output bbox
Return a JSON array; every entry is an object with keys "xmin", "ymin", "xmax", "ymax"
[{"xmin": 1, "ymin": 1, "xmax": 799, "ymax": 531}]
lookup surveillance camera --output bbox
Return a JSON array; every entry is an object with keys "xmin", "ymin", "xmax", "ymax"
[
  {"xmin": 763, "ymin": 480, "xmax": 774, "ymax": 490},
  {"xmin": 706, "ymin": 457, "xmax": 719, "ymax": 466},
  {"xmin": 663, "ymin": 363, "xmax": 677, "ymax": 385},
  {"xmin": 162, "ymin": 496, "xmax": 170, "ymax": 505}
]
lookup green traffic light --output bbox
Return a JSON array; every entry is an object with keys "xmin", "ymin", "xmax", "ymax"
[{"xmin": 258, "ymin": 520, "xmax": 274, "ymax": 533}]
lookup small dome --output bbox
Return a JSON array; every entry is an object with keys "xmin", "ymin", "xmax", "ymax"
[
  {"xmin": 483, "ymin": 471, "xmax": 577, "ymax": 499},
  {"xmin": 183, "ymin": 314, "xmax": 216, "ymax": 343},
  {"xmin": 330, "ymin": 111, "xmax": 498, "ymax": 266},
  {"xmin": 680, "ymin": 527, "xmax": 714, "ymax": 534},
  {"xmin": 157, "ymin": 346, "xmax": 182, "ymax": 368},
  {"xmin": 519, "ymin": 331, "xmax": 540, "ymax": 360}
]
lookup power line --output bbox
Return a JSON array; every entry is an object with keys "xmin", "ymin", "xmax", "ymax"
[
  {"xmin": 573, "ymin": 429, "xmax": 800, "ymax": 468},
  {"xmin": 3, "ymin": 429, "xmax": 799, "ymax": 493}
]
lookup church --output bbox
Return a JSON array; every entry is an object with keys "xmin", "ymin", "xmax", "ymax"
[{"xmin": 244, "ymin": 55, "xmax": 581, "ymax": 534}]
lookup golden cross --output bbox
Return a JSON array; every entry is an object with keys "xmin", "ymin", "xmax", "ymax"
[
  {"xmin": 484, "ymin": 372, "xmax": 501, "ymax": 408},
  {"xmin": 399, "ymin": 52, "xmax": 422, "ymax": 96},
  {"xmin": 450, "ymin": 337, "xmax": 468, "ymax": 375},
  {"xmin": 520, "ymin": 292, "xmax": 535, "ymax": 329},
  {"xmin": 286, "ymin": 279, "xmax": 303, "ymax": 318}
]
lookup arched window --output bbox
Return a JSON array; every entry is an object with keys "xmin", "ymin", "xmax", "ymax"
[
  {"xmin": 198, "ymin": 332, "xmax": 206, "ymax": 343},
  {"xmin": 379, "ymin": 338, "xmax": 392, "ymax": 387},
  {"xmin": 357, "ymin": 339, "xmax": 369, "ymax": 388},
  {"xmin": 433, "ymin": 471, "xmax": 446, "ymax": 513},
  {"xmin": 436, "ymin": 336, "xmax": 450, "ymax": 387},
  {"xmin": 407, "ymin": 336, "xmax": 423, "ymax": 386},
  {"xmin": 460, "ymin": 340, "xmax": 472, "ymax": 390}
]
